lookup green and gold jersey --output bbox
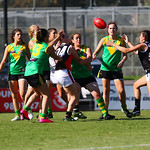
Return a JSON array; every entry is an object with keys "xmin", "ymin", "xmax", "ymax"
[
  {"xmin": 71, "ymin": 45, "xmax": 92, "ymax": 78},
  {"xmin": 101, "ymin": 36, "xmax": 123, "ymax": 71},
  {"xmin": 29, "ymin": 38, "xmax": 50, "ymax": 72},
  {"xmin": 43, "ymin": 58, "xmax": 50, "ymax": 71},
  {"xmin": 29, "ymin": 38, "xmax": 36, "ymax": 54},
  {"xmin": 25, "ymin": 42, "xmax": 49, "ymax": 76},
  {"xmin": 8, "ymin": 43, "xmax": 27, "ymax": 75}
]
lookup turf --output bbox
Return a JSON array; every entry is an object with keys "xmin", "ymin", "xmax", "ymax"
[{"xmin": 1, "ymin": 110, "xmax": 150, "ymax": 150}]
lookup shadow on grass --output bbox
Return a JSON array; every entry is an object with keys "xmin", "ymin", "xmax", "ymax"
[
  {"xmin": 79, "ymin": 119, "xmax": 113, "ymax": 122},
  {"xmin": 78, "ymin": 117, "xmax": 150, "ymax": 122},
  {"xmin": 114, "ymin": 117, "xmax": 150, "ymax": 120}
]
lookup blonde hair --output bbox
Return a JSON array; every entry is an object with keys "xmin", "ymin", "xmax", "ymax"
[{"xmin": 29, "ymin": 25, "xmax": 38, "ymax": 38}]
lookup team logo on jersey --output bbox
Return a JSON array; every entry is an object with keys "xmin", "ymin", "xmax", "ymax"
[
  {"xmin": 30, "ymin": 58, "xmax": 38, "ymax": 62},
  {"xmin": 10, "ymin": 50, "xmax": 15, "ymax": 53},
  {"xmin": 21, "ymin": 68, "xmax": 25, "ymax": 72},
  {"xmin": 19, "ymin": 50, "xmax": 24, "ymax": 56}
]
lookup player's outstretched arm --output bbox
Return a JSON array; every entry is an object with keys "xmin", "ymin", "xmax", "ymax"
[
  {"xmin": 0, "ymin": 46, "xmax": 9, "ymax": 71},
  {"xmin": 107, "ymin": 40, "xmax": 146, "ymax": 53},
  {"xmin": 47, "ymin": 46, "xmax": 62, "ymax": 61},
  {"xmin": 93, "ymin": 38, "xmax": 103, "ymax": 60},
  {"xmin": 70, "ymin": 46, "xmax": 92, "ymax": 65}
]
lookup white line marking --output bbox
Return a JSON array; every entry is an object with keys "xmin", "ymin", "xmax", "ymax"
[{"xmin": 67, "ymin": 144, "xmax": 150, "ymax": 150}]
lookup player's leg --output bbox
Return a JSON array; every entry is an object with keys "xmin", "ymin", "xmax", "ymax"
[
  {"xmin": 9, "ymin": 80, "xmax": 20, "ymax": 121},
  {"xmin": 114, "ymin": 79, "xmax": 132, "ymax": 118},
  {"xmin": 85, "ymin": 81, "xmax": 115, "ymax": 120},
  {"xmin": 56, "ymin": 84, "xmax": 68, "ymax": 104},
  {"xmin": 24, "ymin": 85, "xmax": 35, "ymax": 105},
  {"xmin": 18, "ymin": 78, "xmax": 35, "ymax": 119},
  {"xmin": 72, "ymin": 82, "xmax": 87, "ymax": 119},
  {"xmin": 102, "ymin": 78, "xmax": 110, "ymax": 110},
  {"xmin": 63, "ymin": 83, "xmax": 78, "ymax": 121},
  {"xmin": 34, "ymin": 83, "xmax": 54, "ymax": 123},
  {"xmin": 46, "ymin": 80, "xmax": 53, "ymax": 118},
  {"xmin": 18, "ymin": 78, "xmax": 27, "ymax": 102},
  {"xmin": 146, "ymin": 73, "xmax": 150, "ymax": 97},
  {"xmin": 132, "ymin": 75, "xmax": 146, "ymax": 116}
]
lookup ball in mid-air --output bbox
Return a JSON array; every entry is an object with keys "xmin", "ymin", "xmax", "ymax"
[{"xmin": 93, "ymin": 18, "xmax": 107, "ymax": 29}]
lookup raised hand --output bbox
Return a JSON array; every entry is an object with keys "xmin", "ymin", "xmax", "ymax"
[{"xmin": 122, "ymin": 34, "xmax": 129, "ymax": 43}]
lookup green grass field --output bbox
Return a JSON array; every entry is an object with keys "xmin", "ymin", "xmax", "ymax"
[{"xmin": 1, "ymin": 110, "xmax": 150, "ymax": 150}]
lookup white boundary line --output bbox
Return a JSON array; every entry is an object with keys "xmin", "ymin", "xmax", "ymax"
[{"xmin": 67, "ymin": 144, "xmax": 150, "ymax": 150}]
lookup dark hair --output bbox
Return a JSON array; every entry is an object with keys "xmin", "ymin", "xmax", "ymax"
[
  {"xmin": 141, "ymin": 30, "xmax": 150, "ymax": 42},
  {"xmin": 11, "ymin": 28, "xmax": 23, "ymax": 43},
  {"xmin": 107, "ymin": 22, "xmax": 118, "ymax": 30},
  {"xmin": 36, "ymin": 28, "xmax": 48, "ymax": 42},
  {"xmin": 70, "ymin": 33, "xmax": 81, "ymax": 46},
  {"xmin": 71, "ymin": 33, "xmax": 81, "ymax": 40},
  {"xmin": 47, "ymin": 28, "xmax": 57, "ymax": 34}
]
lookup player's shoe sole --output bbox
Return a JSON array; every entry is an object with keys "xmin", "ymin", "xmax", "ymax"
[{"xmin": 11, "ymin": 116, "xmax": 21, "ymax": 121}]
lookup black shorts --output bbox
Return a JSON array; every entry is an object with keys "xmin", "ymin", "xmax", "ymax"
[
  {"xmin": 74, "ymin": 76, "xmax": 96, "ymax": 87},
  {"xmin": 25, "ymin": 74, "xmax": 46, "ymax": 88},
  {"xmin": 97, "ymin": 70, "xmax": 123, "ymax": 80},
  {"xmin": 8, "ymin": 74, "xmax": 25, "ymax": 81},
  {"xmin": 43, "ymin": 70, "xmax": 50, "ymax": 81}
]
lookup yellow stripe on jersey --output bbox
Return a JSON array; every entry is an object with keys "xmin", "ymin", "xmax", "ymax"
[
  {"xmin": 103, "ymin": 36, "xmax": 123, "ymax": 56},
  {"xmin": 39, "ymin": 74, "xmax": 44, "ymax": 85},
  {"xmin": 8, "ymin": 44, "xmax": 26, "ymax": 61}
]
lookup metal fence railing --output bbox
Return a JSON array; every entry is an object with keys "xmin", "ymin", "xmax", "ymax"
[{"xmin": 0, "ymin": 6, "xmax": 150, "ymax": 76}]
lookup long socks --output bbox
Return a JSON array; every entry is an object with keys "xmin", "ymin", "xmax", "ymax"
[{"xmin": 96, "ymin": 97, "xmax": 107, "ymax": 117}]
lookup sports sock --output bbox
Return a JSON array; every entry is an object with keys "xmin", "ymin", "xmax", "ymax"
[
  {"xmin": 121, "ymin": 105, "xmax": 127, "ymax": 111},
  {"xmin": 48, "ymin": 108, "xmax": 52, "ymax": 114},
  {"xmin": 65, "ymin": 112, "xmax": 72, "ymax": 118},
  {"xmin": 96, "ymin": 97, "xmax": 107, "ymax": 117},
  {"xmin": 15, "ymin": 110, "xmax": 20, "ymax": 117},
  {"xmin": 134, "ymin": 98, "xmax": 140, "ymax": 110},
  {"xmin": 39, "ymin": 112, "xmax": 42, "ymax": 118},
  {"xmin": 73, "ymin": 105, "xmax": 79, "ymax": 113},
  {"xmin": 40, "ymin": 113, "xmax": 47, "ymax": 119},
  {"xmin": 23, "ymin": 105, "xmax": 31, "ymax": 111}
]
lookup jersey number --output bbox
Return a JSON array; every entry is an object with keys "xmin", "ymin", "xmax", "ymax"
[{"xmin": 32, "ymin": 44, "xmax": 43, "ymax": 57}]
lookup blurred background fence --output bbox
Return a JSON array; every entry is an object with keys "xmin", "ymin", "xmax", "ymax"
[{"xmin": 0, "ymin": 6, "xmax": 150, "ymax": 77}]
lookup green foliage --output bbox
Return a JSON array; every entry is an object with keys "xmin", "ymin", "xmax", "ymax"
[
  {"xmin": 124, "ymin": 76, "xmax": 142, "ymax": 80},
  {"xmin": 0, "ymin": 0, "xmax": 145, "ymax": 8},
  {"xmin": 1, "ymin": 111, "xmax": 150, "ymax": 150},
  {"xmin": 145, "ymin": 0, "xmax": 150, "ymax": 6}
]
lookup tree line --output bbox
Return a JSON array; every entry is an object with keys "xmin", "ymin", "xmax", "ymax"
[{"xmin": 0, "ymin": 0, "xmax": 149, "ymax": 8}]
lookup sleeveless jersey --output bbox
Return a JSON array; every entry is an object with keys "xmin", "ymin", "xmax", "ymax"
[
  {"xmin": 71, "ymin": 45, "xmax": 92, "ymax": 78},
  {"xmin": 25, "ymin": 42, "xmax": 49, "ymax": 76},
  {"xmin": 8, "ymin": 43, "xmax": 26, "ymax": 75},
  {"xmin": 138, "ymin": 41, "xmax": 150, "ymax": 73},
  {"xmin": 101, "ymin": 36, "xmax": 123, "ymax": 71},
  {"xmin": 29, "ymin": 38, "xmax": 50, "ymax": 72},
  {"xmin": 55, "ymin": 43, "xmax": 73, "ymax": 71}
]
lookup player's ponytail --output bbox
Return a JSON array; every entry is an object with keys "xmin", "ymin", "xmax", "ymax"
[{"xmin": 36, "ymin": 28, "xmax": 48, "ymax": 42}]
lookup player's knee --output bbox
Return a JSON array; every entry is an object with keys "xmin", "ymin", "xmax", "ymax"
[{"xmin": 118, "ymin": 89, "xmax": 125, "ymax": 95}]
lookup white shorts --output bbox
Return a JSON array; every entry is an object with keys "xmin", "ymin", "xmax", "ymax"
[
  {"xmin": 146, "ymin": 73, "xmax": 150, "ymax": 82},
  {"xmin": 50, "ymin": 69, "xmax": 75, "ymax": 87}
]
